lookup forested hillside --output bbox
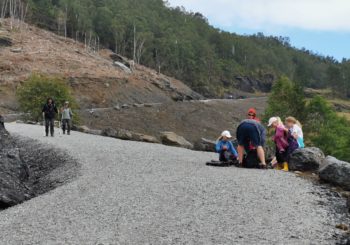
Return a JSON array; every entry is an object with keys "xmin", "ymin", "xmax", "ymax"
[{"xmin": 3, "ymin": 0, "xmax": 350, "ymax": 97}]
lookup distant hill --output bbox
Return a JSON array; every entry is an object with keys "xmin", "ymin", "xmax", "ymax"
[{"xmin": 13, "ymin": 0, "xmax": 347, "ymax": 98}]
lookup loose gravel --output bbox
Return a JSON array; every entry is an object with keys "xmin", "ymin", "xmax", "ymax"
[{"xmin": 0, "ymin": 123, "xmax": 349, "ymax": 245}]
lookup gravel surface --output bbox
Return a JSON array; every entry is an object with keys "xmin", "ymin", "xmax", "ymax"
[{"xmin": 1, "ymin": 123, "xmax": 349, "ymax": 245}]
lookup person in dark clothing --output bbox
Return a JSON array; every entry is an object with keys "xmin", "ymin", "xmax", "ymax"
[
  {"xmin": 236, "ymin": 119, "xmax": 267, "ymax": 168},
  {"xmin": 42, "ymin": 98, "xmax": 58, "ymax": 137}
]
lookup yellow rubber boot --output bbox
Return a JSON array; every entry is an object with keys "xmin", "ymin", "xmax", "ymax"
[
  {"xmin": 274, "ymin": 163, "xmax": 283, "ymax": 170},
  {"xmin": 282, "ymin": 162, "xmax": 289, "ymax": 172}
]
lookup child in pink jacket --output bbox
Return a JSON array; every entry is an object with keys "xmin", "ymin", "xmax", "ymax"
[{"xmin": 268, "ymin": 117, "xmax": 289, "ymax": 171}]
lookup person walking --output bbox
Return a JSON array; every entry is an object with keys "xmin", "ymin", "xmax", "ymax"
[
  {"xmin": 42, "ymin": 98, "xmax": 58, "ymax": 137},
  {"xmin": 236, "ymin": 118, "xmax": 267, "ymax": 168},
  {"xmin": 61, "ymin": 101, "xmax": 73, "ymax": 135}
]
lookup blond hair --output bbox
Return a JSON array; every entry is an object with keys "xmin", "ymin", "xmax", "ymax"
[{"xmin": 286, "ymin": 116, "xmax": 302, "ymax": 128}]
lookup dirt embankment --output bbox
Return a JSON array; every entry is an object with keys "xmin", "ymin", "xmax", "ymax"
[
  {"xmin": 0, "ymin": 19, "xmax": 202, "ymax": 113},
  {"xmin": 80, "ymin": 97, "xmax": 268, "ymax": 145}
]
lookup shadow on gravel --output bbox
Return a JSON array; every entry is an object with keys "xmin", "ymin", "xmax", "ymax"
[{"xmin": 0, "ymin": 135, "xmax": 80, "ymax": 210}]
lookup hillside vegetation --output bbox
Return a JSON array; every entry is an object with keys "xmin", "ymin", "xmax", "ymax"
[{"xmin": 14, "ymin": 0, "xmax": 349, "ymax": 97}]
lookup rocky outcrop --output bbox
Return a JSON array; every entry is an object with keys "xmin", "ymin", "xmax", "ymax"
[
  {"xmin": 319, "ymin": 156, "xmax": 350, "ymax": 191},
  {"xmin": 113, "ymin": 61, "xmax": 132, "ymax": 74},
  {"xmin": 235, "ymin": 74, "xmax": 274, "ymax": 93},
  {"xmin": 289, "ymin": 147, "xmax": 325, "ymax": 172},
  {"xmin": 161, "ymin": 132, "xmax": 193, "ymax": 149}
]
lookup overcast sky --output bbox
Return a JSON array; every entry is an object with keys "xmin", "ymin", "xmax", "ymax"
[{"xmin": 167, "ymin": 0, "xmax": 350, "ymax": 60}]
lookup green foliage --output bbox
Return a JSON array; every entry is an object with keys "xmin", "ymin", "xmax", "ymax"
[
  {"xmin": 16, "ymin": 74, "xmax": 78, "ymax": 123},
  {"xmin": 306, "ymin": 96, "xmax": 350, "ymax": 161},
  {"xmin": 266, "ymin": 80, "xmax": 350, "ymax": 161},
  {"xmin": 264, "ymin": 76, "xmax": 306, "ymax": 121},
  {"xmin": 24, "ymin": 0, "xmax": 346, "ymax": 97}
]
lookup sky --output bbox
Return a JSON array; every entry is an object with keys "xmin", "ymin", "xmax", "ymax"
[{"xmin": 167, "ymin": 0, "xmax": 350, "ymax": 61}]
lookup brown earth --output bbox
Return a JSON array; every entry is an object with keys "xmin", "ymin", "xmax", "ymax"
[{"xmin": 0, "ymin": 19, "xmax": 201, "ymax": 114}]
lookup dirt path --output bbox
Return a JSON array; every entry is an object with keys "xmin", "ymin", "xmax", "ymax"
[{"xmin": 0, "ymin": 123, "xmax": 348, "ymax": 244}]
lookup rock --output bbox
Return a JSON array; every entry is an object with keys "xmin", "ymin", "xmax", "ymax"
[
  {"xmin": 289, "ymin": 147, "xmax": 325, "ymax": 172},
  {"xmin": 86, "ymin": 129, "xmax": 102, "ymax": 136},
  {"xmin": 136, "ymin": 134, "xmax": 159, "ymax": 144},
  {"xmin": 319, "ymin": 156, "xmax": 350, "ymax": 191},
  {"xmin": 113, "ymin": 105, "xmax": 121, "ymax": 111},
  {"xmin": 10, "ymin": 48, "xmax": 22, "ymax": 53},
  {"xmin": 347, "ymin": 197, "xmax": 350, "ymax": 213},
  {"xmin": 161, "ymin": 132, "xmax": 193, "ymax": 149},
  {"xmin": 200, "ymin": 138, "xmax": 216, "ymax": 152},
  {"xmin": 121, "ymin": 104, "xmax": 130, "ymax": 109},
  {"xmin": 234, "ymin": 75, "xmax": 274, "ymax": 93},
  {"xmin": 133, "ymin": 103, "xmax": 144, "ymax": 108},
  {"xmin": 113, "ymin": 61, "xmax": 132, "ymax": 74},
  {"xmin": 0, "ymin": 36, "xmax": 12, "ymax": 47},
  {"xmin": 102, "ymin": 128, "xmax": 159, "ymax": 143},
  {"xmin": 76, "ymin": 125, "xmax": 90, "ymax": 133},
  {"xmin": 102, "ymin": 128, "xmax": 133, "ymax": 140}
]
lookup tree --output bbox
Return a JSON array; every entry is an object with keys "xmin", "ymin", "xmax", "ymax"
[
  {"xmin": 306, "ymin": 96, "xmax": 350, "ymax": 161},
  {"xmin": 264, "ymin": 76, "xmax": 306, "ymax": 122},
  {"xmin": 16, "ymin": 74, "xmax": 78, "ymax": 122}
]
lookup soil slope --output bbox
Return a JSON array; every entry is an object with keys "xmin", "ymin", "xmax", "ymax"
[{"xmin": 0, "ymin": 19, "xmax": 201, "ymax": 113}]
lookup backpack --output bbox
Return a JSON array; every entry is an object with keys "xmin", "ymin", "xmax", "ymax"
[{"xmin": 242, "ymin": 150, "xmax": 261, "ymax": 169}]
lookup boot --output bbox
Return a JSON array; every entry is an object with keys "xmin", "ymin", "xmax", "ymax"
[
  {"xmin": 274, "ymin": 163, "xmax": 283, "ymax": 170},
  {"xmin": 282, "ymin": 162, "xmax": 289, "ymax": 172}
]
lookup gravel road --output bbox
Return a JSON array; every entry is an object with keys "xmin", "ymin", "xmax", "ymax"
[{"xmin": 1, "ymin": 123, "xmax": 349, "ymax": 245}]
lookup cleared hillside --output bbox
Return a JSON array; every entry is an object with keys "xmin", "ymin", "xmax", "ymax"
[{"xmin": 0, "ymin": 19, "xmax": 202, "ymax": 114}]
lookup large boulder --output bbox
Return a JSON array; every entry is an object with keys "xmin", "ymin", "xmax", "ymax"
[
  {"xmin": 319, "ymin": 156, "xmax": 350, "ymax": 191},
  {"xmin": 161, "ymin": 132, "xmax": 193, "ymax": 149},
  {"xmin": 289, "ymin": 147, "xmax": 325, "ymax": 172}
]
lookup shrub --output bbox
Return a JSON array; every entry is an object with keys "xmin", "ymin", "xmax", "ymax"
[
  {"xmin": 265, "ymin": 77, "xmax": 350, "ymax": 162},
  {"xmin": 264, "ymin": 76, "xmax": 306, "ymax": 122},
  {"xmin": 17, "ymin": 74, "xmax": 79, "ymax": 123}
]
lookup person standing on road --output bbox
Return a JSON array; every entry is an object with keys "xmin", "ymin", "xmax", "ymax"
[
  {"xmin": 236, "ymin": 118, "xmax": 267, "ymax": 168},
  {"xmin": 61, "ymin": 101, "xmax": 73, "ymax": 135},
  {"xmin": 42, "ymin": 98, "xmax": 58, "ymax": 137}
]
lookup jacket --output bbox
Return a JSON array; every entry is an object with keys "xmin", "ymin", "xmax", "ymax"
[
  {"xmin": 42, "ymin": 103, "xmax": 58, "ymax": 119},
  {"xmin": 216, "ymin": 140, "xmax": 238, "ymax": 157},
  {"xmin": 273, "ymin": 125, "xmax": 289, "ymax": 152}
]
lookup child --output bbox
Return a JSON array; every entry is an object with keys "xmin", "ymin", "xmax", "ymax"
[
  {"xmin": 216, "ymin": 130, "xmax": 238, "ymax": 163},
  {"xmin": 285, "ymin": 117, "xmax": 304, "ymax": 148},
  {"xmin": 61, "ymin": 101, "xmax": 73, "ymax": 135},
  {"xmin": 268, "ymin": 117, "xmax": 289, "ymax": 171}
]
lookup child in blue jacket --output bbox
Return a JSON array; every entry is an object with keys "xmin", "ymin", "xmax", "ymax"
[{"xmin": 216, "ymin": 130, "xmax": 238, "ymax": 162}]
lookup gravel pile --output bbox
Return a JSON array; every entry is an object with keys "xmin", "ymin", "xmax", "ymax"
[{"xmin": 1, "ymin": 123, "xmax": 349, "ymax": 244}]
